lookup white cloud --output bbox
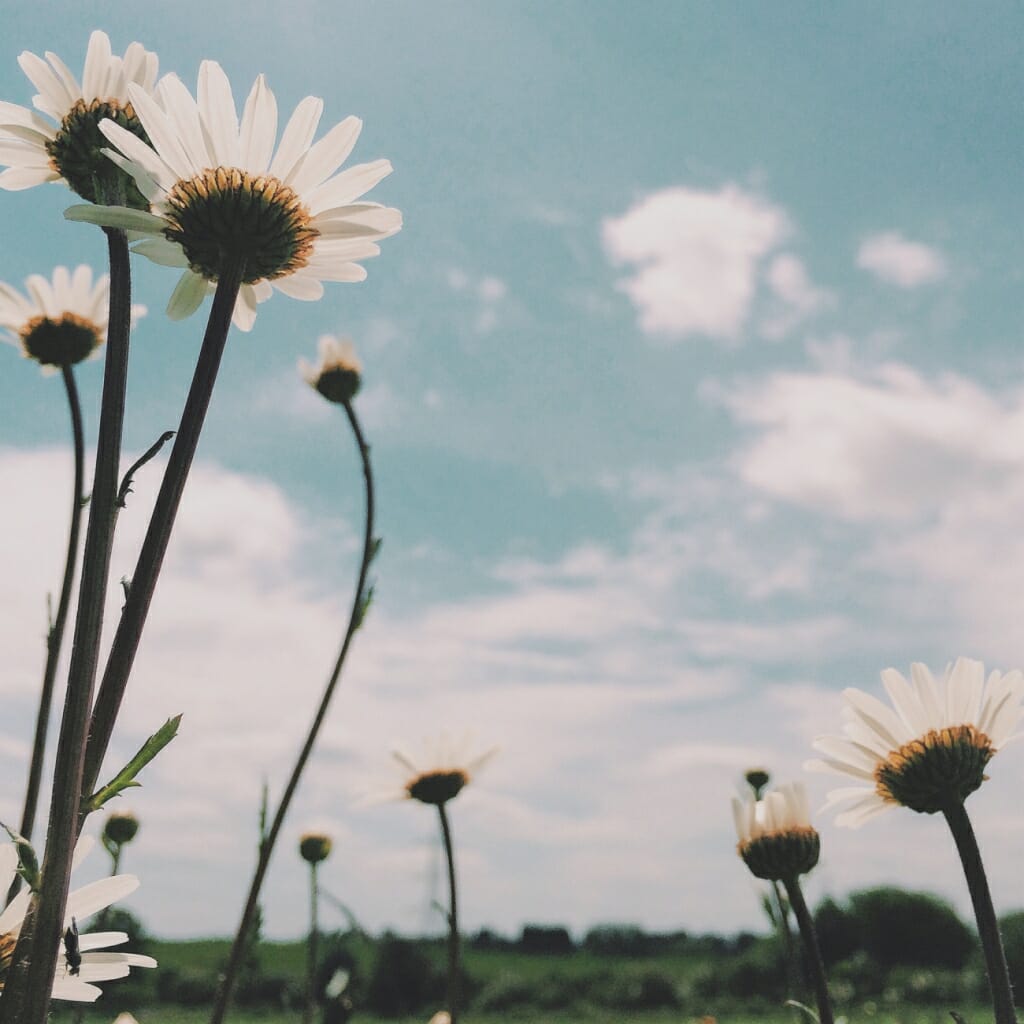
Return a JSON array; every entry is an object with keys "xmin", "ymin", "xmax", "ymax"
[
  {"xmin": 602, "ymin": 184, "xmax": 789, "ymax": 341},
  {"xmin": 760, "ymin": 253, "xmax": 834, "ymax": 339},
  {"xmin": 718, "ymin": 362, "xmax": 1024, "ymax": 663},
  {"xmin": 857, "ymin": 231, "xmax": 947, "ymax": 288},
  {"xmin": 720, "ymin": 363, "xmax": 1022, "ymax": 520}
]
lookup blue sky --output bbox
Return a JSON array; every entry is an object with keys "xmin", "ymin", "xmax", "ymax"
[{"xmin": 1, "ymin": 1, "xmax": 1024, "ymax": 941}]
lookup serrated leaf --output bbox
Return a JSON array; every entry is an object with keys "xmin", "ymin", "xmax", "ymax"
[{"xmin": 84, "ymin": 714, "xmax": 182, "ymax": 814}]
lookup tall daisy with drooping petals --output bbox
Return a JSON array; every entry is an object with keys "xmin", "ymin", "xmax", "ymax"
[
  {"xmin": 379, "ymin": 734, "xmax": 496, "ymax": 1024},
  {"xmin": 808, "ymin": 657, "xmax": 1024, "ymax": 1024},
  {"xmin": 0, "ymin": 31, "xmax": 159, "ymax": 206},
  {"xmin": 66, "ymin": 61, "xmax": 401, "ymax": 331},
  {"xmin": 807, "ymin": 657, "xmax": 1024, "ymax": 827},
  {"xmin": 0, "ymin": 837, "xmax": 155, "ymax": 1002},
  {"xmin": 0, "ymin": 264, "xmax": 143, "ymax": 373},
  {"xmin": 730, "ymin": 782, "xmax": 832, "ymax": 1024}
]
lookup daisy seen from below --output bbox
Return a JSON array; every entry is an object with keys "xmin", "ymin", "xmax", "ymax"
[
  {"xmin": 383, "ymin": 734, "xmax": 496, "ymax": 1024},
  {"xmin": 66, "ymin": 61, "xmax": 402, "ymax": 331},
  {"xmin": 388, "ymin": 733, "xmax": 498, "ymax": 807},
  {"xmin": 0, "ymin": 264, "xmax": 143, "ymax": 373},
  {"xmin": 731, "ymin": 782, "xmax": 832, "ymax": 1024},
  {"xmin": 0, "ymin": 836, "xmax": 155, "ymax": 1002},
  {"xmin": 0, "ymin": 30, "xmax": 158, "ymax": 206},
  {"xmin": 807, "ymin": 656, "xmax": 1024, "ymax": 827},
  {"xmin": 299, "ymin": 335, "xmax": 362, "ymax": 404},
  {"xmin": 731, "ymin": 781, "xmax": 819, "ymax": 883}
]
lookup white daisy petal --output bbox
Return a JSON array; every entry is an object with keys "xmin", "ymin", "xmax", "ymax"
[
  {"xmin": 268, "ymin": 95, "xmax": 323, "ymax": 180},
  {"xmin": 238, "ymin": 74, "xmax": 277, "ymax": 174},
  {"xmin": 81, "ymin": 31, "xmax": 113, "ymax": 102},
  {"xmin": 0, "ymin": 165, "xmax": 58, "ymax": 189},
  {"xmin": 271, "ymin": 275, "xmax": 324, "ymax": 301},
  {"xmin": 131, "ymin": 237, "xmax": 189, "ymax": 267},
  {"xmin": 67, "ymin": 874, "xmax": 139, "ymax": 922},
  {"xmin": 98, "ymin": 118, "xmax": 177, "ymax": 191},
  {"xmin": 197, "ymin": 60, "xmax": 240, "ymax": 166},
  {"xmin": 156, "ymin": 74, "xmax": 213, "ymax": 169},
  {"xmin": 288, "ymin": 115, "xmax": 362, "ymax": 194},
  {"xmin": 18, "ymin": 50, "xmax": 72, "ymax": 119},
  {"xmin": 125, "ymin": 83, "xmax": 196, "ymax": 179},
  {"xmin": 307, "ymin": 158, "xmax": 393, "ymax": 213}
]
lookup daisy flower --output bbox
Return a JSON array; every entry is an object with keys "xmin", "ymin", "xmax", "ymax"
[
  {"xmin": 66, "ymin": 61, "xmax": 401, "ymax": 331},
  {"xmin": 299, "ymin": 335, "xmax": 362, "ymax": 404},
  {"xmin": 0, "ymin": 30, "xmax": 159, "ymax": 206},
  {"xmin": 0, "ymin": 264, "xmax": 144, "ymax": 373},
  {"xmin": 807, "ymin": 657, "xmax": 1024, "ymax": 827},
  {"xmin": 388, "ymin": 734, "xmax": 497, "ymax": 807},
  {"xmin": 731, "ymin": 781, "xmax": 820, "ymax": 882},
  {"xmin": 0, "ymin": 837, "xmax": 155, "ymax": 1002}
]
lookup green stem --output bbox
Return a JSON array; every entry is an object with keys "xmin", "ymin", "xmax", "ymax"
[
  {"xmin": 5, "ymin": 367, "xmax": 85, "ymax": 910},
  {"xmin": 81, "ymin": 260, "xmax": 245, "ymax": 808},
  {"xmin": 304, "ymin": 861, "xmax": 319, "ymax": 1024},
  {"xmin": 438, "ymin": 802, "xmax": 460, "ymax": 1024},
  {"xmin": 1, "ymin": 228, "xmax": 133, "ymax": 1024},
  {"xmin": 781, "ymin": 875, "xmax": 834, "ymax": 1024},
  {"xmin": 770, "ymin": 879, "xmax": 800, "ymax": 1008},
  {"xmin": 944, "ymin": 801, "xmax": 1017, "ymax": 1024},
  {"xmin": 209, "ymin": 399, "xmax": 376, "ymax": 1024}
]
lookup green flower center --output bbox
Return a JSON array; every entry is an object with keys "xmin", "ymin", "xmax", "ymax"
[
  {"xmin": 162, "ymin": 168, "xmax": 319, "ymax": 285},
  {"xmin": 406, "ymin": 770, "xmax": 468, "ymax": 806},
  {"xmin": 19, "ymin": 313, "xmax": 102, "ymax": 367},
  {"xmin": 738, "ymin": 827, "xmax": 820, "ymax": 882},
  {"xmin": 46, "ymin": 98, "xmax": 151, "ymax": 208},
  {"xmin": 874, "ymin": 724, "xmax": 994, "ymax": 814}
]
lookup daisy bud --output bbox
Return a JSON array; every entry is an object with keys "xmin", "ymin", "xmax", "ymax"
[
  {"xmin": 299, "ymin": 832, "xmax": 332, "ymax": 865},
  {"xmin": 102, "ymin": 810, "xmax": 139, "ymax": 847}
]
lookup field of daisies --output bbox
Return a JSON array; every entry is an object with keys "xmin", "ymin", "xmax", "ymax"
[{"xmin": 0, "ymin": 23, "xmax": 1021, "ymax": 1024}]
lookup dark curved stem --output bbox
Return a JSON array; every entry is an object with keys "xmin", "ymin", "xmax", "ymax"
[
  {"xmin": 782, "ymin": 874, "xmax": 834, "ymax": 1024},
  {"xmin": 1, "ymin": 228, "xmax": 133, "ymax": 1024},
  {"xmin": 81, "ymin": 260, "xmax": 245, "ymax": 807},
  {"xmin": 438, "ymin": 802, "xmax": 460, "ymax": 1024},
  {"xmin": 5, "ymin": 367, "xmax": 85, "ymax": 910},
  {"xmin": 209, "ymin": 399, "xmax": 375, "ymax": 1024},
  {"xmin": 944, "ymin": 801, "xmax": 1017, "ymax": 1024}
]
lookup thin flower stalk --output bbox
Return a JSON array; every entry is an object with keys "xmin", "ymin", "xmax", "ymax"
[
  {"xmin": 438, "ymin": 802, "xmax": 461, "ymax": 1024},
  {"xmin": 1, "ymin": 227, "xmax": 134, "ymax": 1024},
  {"xmin": 944, "ymin": 800, "xmax": 1016, "ymax": 1024},
  {"xmin": 7, "ymin": 366, "xmax": 85, "ymax": 909},
  {"xmin": 304, "ymin": 857, "xmax": 321, "ymax": 1024},
  {"xmin": 210, "ymin": 398, "xmax": 375, "ymax": 1024},
  {"xmin": 80, "ymin": 258, "xmax": 246, "ymax": 808},
  {"xmin": 781, "ymin": 874, "xmax": 834, "ymax": 1024}
]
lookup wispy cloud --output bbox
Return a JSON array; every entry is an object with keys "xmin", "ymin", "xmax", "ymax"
[{"xmin": 857, "ymin": 231, "xmax": 947, "ymax": 288}]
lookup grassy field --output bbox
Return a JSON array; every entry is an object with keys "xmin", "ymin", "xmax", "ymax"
[{"xmin": 43, "ymin": 935, "xmax": 997, "ymax": 1024}]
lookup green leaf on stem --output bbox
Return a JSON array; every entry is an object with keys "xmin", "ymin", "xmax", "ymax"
[
  {"xmin": 1, "ymin": 823, "xmax": 41, "ymax": 892},
  {"xmin": 354, "ymin": 583, "xmax": 375, "ymax": 630},
  {"xmin": 83, "ymin": 714, "xmax": 182, "ymax": 814}
]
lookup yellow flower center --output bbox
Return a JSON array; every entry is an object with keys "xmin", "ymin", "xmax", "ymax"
[
  {"xmin": 162, "ymin": 168, "xmax": 319, "ymax": 285},
  {"xmin": 0, "ymin": 930, "xmax": 17, "ymax": 986},
  {"xmin": 874, "ymin": 724, "xmax": 994, "ymax": 814},
  {"xmin": 47, "ymin": 98, "xmax": 151, "ymax": 208},
  {"xmin": 19, "ymin": 313, "xmax": 103, "ymax": 367},
  {"xmin": 738, "ymin": 827, "xmax": 820, "ymax": 881},
  {"xmin": 406, "ymin": 769, "xmax": 468, "ymax": 806}
]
